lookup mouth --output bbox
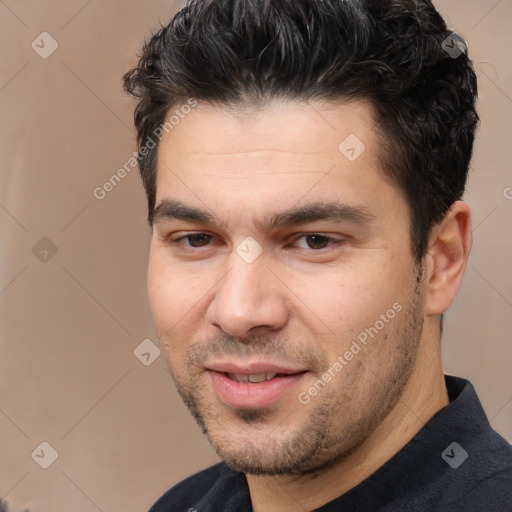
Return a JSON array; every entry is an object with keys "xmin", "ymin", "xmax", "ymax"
[
  {"xmin": 206, "ymin": 362, "xmax": 308, "ymax": 409},
  {"xmin": 225, "ymin": 372, "xmax": 294, "ymax": 383}
]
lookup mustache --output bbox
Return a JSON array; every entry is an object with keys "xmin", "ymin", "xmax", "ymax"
[{"xmin": 184, "ymin": 333, "xmax": 327, "ymax": 372}]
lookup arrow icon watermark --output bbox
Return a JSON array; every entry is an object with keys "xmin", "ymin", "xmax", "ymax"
[
  {"xmin": 31, "ymin": 31, "xmax": 59, "ymax": 59},
  {"xmin": 441, "ymin": 32, "xmax": 468, "ymax": 59},
  {"xmin": 31, "ymin": 441, "xmax": 59, "ymax": 469},
  {"xmin": 236, "ymin": 237, "xmax": 263, "ymax": 263},
  {"xmin": 134, "ymin": 339, "xmax": 161, "ymax": 366},
  {"xmin": 441, "ymin": 441, "xmax": 468, "ymax": 469},
  {"xmin": 32, "ymin": 237, "xmax": 58, "ymax": 263},
  {"xmin": 338, "ymin": 134, "xmax": 366, "ymax": 162}
]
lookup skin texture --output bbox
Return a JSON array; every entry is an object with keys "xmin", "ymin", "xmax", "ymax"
[{"xmin": 147, "ymin": 100, "xmax": 472, "ymax": 511}]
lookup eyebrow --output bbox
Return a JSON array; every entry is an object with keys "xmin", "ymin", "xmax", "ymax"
[{"xmin": 152, "ymin": 199, "xmax": 376, "ymax": 232}]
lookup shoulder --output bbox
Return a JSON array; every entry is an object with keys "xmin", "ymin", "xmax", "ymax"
[
  {"xmin": 457, "ymin": 430, "xmax": 512, "ymax": 511},
  {"xmin": 148, "ymin": 462, "xmax": 235, "ymax": 512},
  {"xmin": 453, "ymin": 464, "xmax": 512, "ymax": 512},
  {"xmin": 428, "ymin": 377, "xmax": 512, "ymax": 511}
]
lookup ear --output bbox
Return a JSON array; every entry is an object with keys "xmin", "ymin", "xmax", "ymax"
[{"xmin": 424, "ymin": 201, "xmax": 472, "ymax": 316}]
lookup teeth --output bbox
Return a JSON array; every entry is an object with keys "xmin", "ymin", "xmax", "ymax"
[
  {"xmin": 229, "ymin": 373, "xmax": 248, "ymax": 383},
  {"xmin": 228, "ymin": 372, "xmax": 279, "ymax": 383},
  {"xmin": 248, "ymin": 373, "xmax": 266, "ymax": 383}
]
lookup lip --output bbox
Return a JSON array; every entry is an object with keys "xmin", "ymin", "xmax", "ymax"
[
  {"xmin": 207, "ymin": 362, "xmax": 308, "ymax": 409},
  {"xmin": 207, "ymin": 361, "xmax": 307, "ymax": 375}
]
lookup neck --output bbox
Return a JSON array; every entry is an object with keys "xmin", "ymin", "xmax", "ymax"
[{"xmin": 246, "ymin": 335, "xmax": 449, "ymax": 512}]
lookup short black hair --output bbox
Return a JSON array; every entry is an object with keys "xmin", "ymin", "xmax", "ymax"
[
  {"xmin": 0, "ymin": 499, "xmax": 30, "ymax": 512},
  {"xmin": 123, "ymin": 0, "xmax": 478, "ymax": 261}
]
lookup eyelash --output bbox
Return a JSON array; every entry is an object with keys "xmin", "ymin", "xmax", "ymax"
[{"xmin": 168, "ymin": 233, "xmax": 343, "ymax": 252}]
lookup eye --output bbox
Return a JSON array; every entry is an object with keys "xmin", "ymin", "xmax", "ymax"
[
  {"xmin": 173, "ymin": 233, "xmax": 214, "ymax": 248},
  {"xmin": 291, "ymin": 234, "xmax": 340, "ymax": 250},
  {"xmin": 167, "ymin": 232, "xmax": 343, "ymax": 252}
]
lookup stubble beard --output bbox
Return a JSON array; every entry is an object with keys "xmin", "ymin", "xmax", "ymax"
[{"xmin": 166, "ymin": 279, "xmax": 425, "ymax": 476}]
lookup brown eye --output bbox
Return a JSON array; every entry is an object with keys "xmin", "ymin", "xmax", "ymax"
[
  {"xmin": 304, "ymin": 235, "xmax": 330, "ymax": 249},
  {"xmin": 180, "ymin": 234, "xmax": 213, "ymax": 247},
  {"xmin": 293, "ymin": 234, "xmax": 335, "ymax": 250}
]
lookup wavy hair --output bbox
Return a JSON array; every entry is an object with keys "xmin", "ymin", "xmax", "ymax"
[{"xmin": 123, "ymin": 0, "xmax": 478, "ymax": 261}]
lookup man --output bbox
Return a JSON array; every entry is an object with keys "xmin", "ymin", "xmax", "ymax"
[{"xmin": 123, "ymin": 0, "xmax": 512, "ymax": 510}]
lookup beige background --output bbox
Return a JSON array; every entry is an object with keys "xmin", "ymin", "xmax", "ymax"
[{"xmin": 0, "ymin": 1, "xmax": 511, "ymax": 511}]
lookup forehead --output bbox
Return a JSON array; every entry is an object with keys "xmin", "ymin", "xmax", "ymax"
[
  {"xmin": 153, "ymin": 99, "xmax": 405, "ymax": 228},
  {"xmin": 157, "ymin": 99, "xmax": 377, "ymax": 164}
]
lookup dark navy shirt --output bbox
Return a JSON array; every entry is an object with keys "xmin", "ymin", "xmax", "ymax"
[{"xmin": 149, "ymin": 376, "xmax": 512, "ymax": 511}]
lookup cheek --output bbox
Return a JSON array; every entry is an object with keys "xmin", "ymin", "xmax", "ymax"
[
  {"xmin": 147, "ymin": 262, "xmax": 202, "ymax": 372},
  {"xmin": 290, "ymin": 259, "xmax": 410, "ymax": 344},
  {"xmin": 147, "ymin": 254, "xmax": 204, "ymax": 340},
  {"xmin": 147, "ymin": 257, "xmax": 173, "ymax": 329}
]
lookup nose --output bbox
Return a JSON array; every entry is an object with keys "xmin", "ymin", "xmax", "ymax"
[{"xmin": 206, "ymin": 251, "xmax": 289, "ymax": 339}]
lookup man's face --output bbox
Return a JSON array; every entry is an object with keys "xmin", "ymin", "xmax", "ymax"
[{"xmin": 148, "ymin": 100, "xmax": 427, "ymax": 475}]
